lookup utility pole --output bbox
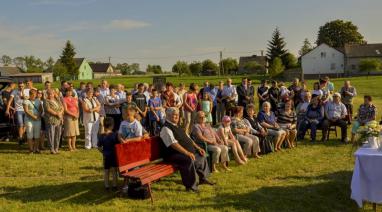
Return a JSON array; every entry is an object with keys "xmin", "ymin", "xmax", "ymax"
[
  {"xmin": 219, "ymin": 51, "xmax": 224, "ymax": 76},
  {"xmin": 108, "ymin": 56, "xmax": 111, "ymax": 64}
]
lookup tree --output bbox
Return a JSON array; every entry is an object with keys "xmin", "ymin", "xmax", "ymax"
[
  {"xmin": 268, "ymin": 57, "xmax": 284, "ymax": 78},
  {"xmin": 1, "ymin": 55, "xmax": 12, "ymax": 66},
  {"xmin": 202, "ymin": 59, "xmax": 219, "ymax": 75},
  {"xmin": 221, "ymin": 58, "xmax": 238, "ymax": 75},
  {"xmin": 172, "ymin": 61, "xmax": 190, "ymax": 76},
  {"xmin": 116, "ymin": 63, "xmax": 130, "ymax": 75},
  {"xmin": 243, "ymin": 61, "xmax": 264, "ymax": 74},
  {"xmin": 59, "ymin": 40, "xmax": 77, "ymax": 79},
  {"xmin": 284, "ymin": 53, "xmax": 298, "ymax": 69},
  {"xmin": 24, "ymin": 56, "xmax": 44, "ymax": 73},
  {"xmin": 299, "ymin": 38, "xmax": 313, "ymax": 56},
  {"xmin": 359, "ymin": 58, "xmax": 382, "ymax": 77},
  {"xmin": 316, "ymin": 19, "xmax": 365, "ymax": 48},
  {"xmin": 267, "ymin": 27, "xmax": 288, "ymax": 64},
  {"xmin": 52, "ymin": 63, "xmax": 69, "ymax": 80},
  {"xmin": 146, "ymin": 64, "xmax": 162, "ymax": 74},
  {"xmin": 13, "ymin": 57, "xmax": 25, "ymax": 70},
  {"xmin": 128, "ymin": 63, "xmax": 140, "ymax": 73},
  {"xmin": 45, "ymin": 57, "xmax": 55, "ymax": 71},
  {"xmin": 189, "ymin": 61, "xmax": 202, "ymax": 76}
]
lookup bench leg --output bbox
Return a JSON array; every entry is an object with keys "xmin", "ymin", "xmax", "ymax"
[
  {"xmin": 148, "ymin": 183, "xmax": 153, "ymax": 204},
  {"xmin": 373, "ymin": 203, "xmax": 376, "ymax": 212}
]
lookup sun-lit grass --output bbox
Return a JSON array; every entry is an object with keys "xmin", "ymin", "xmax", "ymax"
[{"xmin": 1, "ymin": 75, "xmax": 382, "ymax": 211}]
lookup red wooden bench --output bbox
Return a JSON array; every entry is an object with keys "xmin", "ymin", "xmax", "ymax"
[{"xmin": 115, "ymin": 136, "xmax": 177, "ymax": 203}]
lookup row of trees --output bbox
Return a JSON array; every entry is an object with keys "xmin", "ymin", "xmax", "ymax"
[
  {"xmin": 1, "ymin": 55, "xmax": 55, "ymax": 73},
  {"xmin": 171, "ymin": 58, "xmax": 241, "ymax": 76}
]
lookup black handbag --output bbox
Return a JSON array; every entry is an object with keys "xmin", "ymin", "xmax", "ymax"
[{"xmin": 127, "ymin": 181, "xmax": 150, "ymax": 199}]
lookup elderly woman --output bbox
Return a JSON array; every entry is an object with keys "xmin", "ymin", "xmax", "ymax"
[
  {"xmin": 82, "ymin": 88, "xmax": 101, "ymax": 149},
  {"xmin": 296, "ymin": 91, "xmax": 312, "ymax": 127},
  {"xmin": 297, "ymin": 96, "xmax": 324, "ymax": 142},
  {"xmin": 23, "ymin": 89, "xmax": 43, "ymax": 153},
  {"xmin": 276, "ymin": 100, "xmax": 297, "ymax": 148},
  {"xmin": 192, "ymin": 111, "xmax": 230, "ymax": 172},
  {"xmin": 63, "ymin": 88, "xmax": 80, "ymax": 151},
  {"xmin": 231, "ymin": 106, "xmax": 261, "ymax": 158},
  {"xmin": 44, "ymin": 89, "xmax": 64, "ymax": 154},
  {"xmin": 351, "ymin": 95, "xmax": 377, "ymax": 143},
  {"xmin": 257, "ymin": 102, "xmax": 286, "ymax": 152}
]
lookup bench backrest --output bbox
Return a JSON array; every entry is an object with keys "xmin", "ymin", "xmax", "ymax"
[{"xmin": 115, "ymin": 136, "xmax": 165, "ymax": 173}]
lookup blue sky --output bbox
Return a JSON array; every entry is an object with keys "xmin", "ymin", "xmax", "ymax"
[{"xmin": 0, "ymin": 0, "xmax": 381, "ymax": 70}]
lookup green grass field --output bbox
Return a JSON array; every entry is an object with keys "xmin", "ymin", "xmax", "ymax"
[{"xmin": 1, "ymin": 75, "xmax": 382, "ymax": 211}]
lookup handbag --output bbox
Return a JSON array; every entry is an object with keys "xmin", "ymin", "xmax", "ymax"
[{"xmin": 127, "ymin": 181, "xmax": 150, "ymax": 199}]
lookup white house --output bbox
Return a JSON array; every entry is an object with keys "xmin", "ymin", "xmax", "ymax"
[{"xmin": 301, "ymin": 43, "xmax": 344, "ymax": 76}]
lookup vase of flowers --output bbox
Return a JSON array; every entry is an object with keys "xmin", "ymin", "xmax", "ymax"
[{"xmin": 356, "ymin": 121, "xmax": 381, "ymax": 149}]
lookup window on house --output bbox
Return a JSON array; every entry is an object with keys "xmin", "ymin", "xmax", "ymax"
[
  {"xmin": 330, "ymin": 63, "xmax": 336, "ymax": 70},
  {"xmin": 321, "ymin": 52, "xmax": 326, "ymax": 58},
  {"xmin": 82, "ymin": 72, "xmax": 84, "ymax": 77},
  {"xmin": 352, "ymin": 65, "xmax": 356, "ymax": 70}
]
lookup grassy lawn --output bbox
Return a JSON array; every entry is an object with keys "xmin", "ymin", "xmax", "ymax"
[{"xmin": 1, "ymin": 75, "xmax": 382, "ymax": 211}]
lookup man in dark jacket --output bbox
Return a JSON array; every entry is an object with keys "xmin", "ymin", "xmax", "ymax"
[{"xmin": 160, "ymin": 107, "xmax": 214, "ymax": 193}]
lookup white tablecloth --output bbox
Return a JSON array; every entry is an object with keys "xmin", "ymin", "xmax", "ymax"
[{"xmin": 351, "ymin": 147, "xmax": 382, "ymax": 207}]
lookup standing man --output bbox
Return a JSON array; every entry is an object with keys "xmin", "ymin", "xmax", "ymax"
[
  {"xmin": 247, "ymin": 79, "xmax": 255, "ymax": 105},
  {"xmin": 268, "ymin": 80, "xmax": 280, "ymax": 112},
  {"xmin": 222, "ymin": 78, "xmax": 237, "ymax": 116},
  {"xmin": 257, "ymin": 80, "xmax": 269, "ymax": 109},
  {"xmin": 5, "ymin": 81, "xmax": 29, "ymax": 145},
  {"xmin": 133, "ymin": 83, "xmax": 148, "ymax": 129},
  {"xmin": 322, "ymin": 93, "xmax": 348, "ymax": 143},
  {"xmin": 340, "ymin": 80, "xmax": 357, "ymax": 125},
  {"xmin": 160, "ymin": 107, "xmax": 214, "ymax": 193},
  {"xmin": 99, "ymin": 80, "xmax": 110, "ymax": 98},
  {"xmin": 236, "ymin": 78, "xmax": 251, "ymax": 116},
  {"xmin": 288, "ymin": 78, "xmax": 302, "ymax": 107}
]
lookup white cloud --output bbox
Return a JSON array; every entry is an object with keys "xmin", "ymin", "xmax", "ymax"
[{"xmin": 105, "ymin": 19, "xmax": 151, "ymax": 30}]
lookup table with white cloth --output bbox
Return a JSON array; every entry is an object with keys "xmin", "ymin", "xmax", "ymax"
[{"xmin": 351, "ymin": 147, "xmax": 382, "ymax": 208}]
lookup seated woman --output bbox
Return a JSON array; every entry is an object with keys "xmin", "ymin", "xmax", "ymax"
[
  {"xmin": 231, "ymin": 106, "xmax": 261, "ymax": 158},
  {"xmin": 217, "ymin": 116, "xmax": 247, "ymax": 165},
  {"xmin": 192, "ymin": 111, "xmax": 230, "ymax": 172},
  {"xmin": 257, "ymin": 102, "xmax": 287, "ymax": 152},
  {"xmin": 297, "ymin": 96, "xmax": 324, "ymax": 142},
  {"xmin": 351, "ymin": 95, "xmax": 377, "ymax": 143},
  {"xmin": 276, "ymin": 100, "xmax": 297, "ymax": 148},
  {"xmin": 243, "ymin": 104, "xmax": 273, "ymax": 154}
]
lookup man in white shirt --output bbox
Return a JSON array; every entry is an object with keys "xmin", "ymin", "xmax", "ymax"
[{"xmin": 221, "ymin": 78, "xmax": 237, "ymax": 116}]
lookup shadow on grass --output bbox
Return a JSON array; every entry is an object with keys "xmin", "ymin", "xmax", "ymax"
[
  {"xmin": 155, "ymin": 171, "xmax": 359, "ymax": 212},
  {"xmin": 0, "ymin": 181, "xmax": 115, "ymax": 205}
]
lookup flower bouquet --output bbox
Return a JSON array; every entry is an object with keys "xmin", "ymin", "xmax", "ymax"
[{"xmin": 355, "ymin": 121, "xmax": 381, "ymax": 149}]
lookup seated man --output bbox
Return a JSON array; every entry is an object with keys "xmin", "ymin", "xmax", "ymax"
[
  {"xmin": 351, "ymin": 95, "xmax": 377, "ymax": 143},
  {"xmin": 321, "ymin": 92, "xmax": 348, "ymax": 142},
  {"xmin": 160, "ymin": 107, "xmax": 214, "ymax": 193}
]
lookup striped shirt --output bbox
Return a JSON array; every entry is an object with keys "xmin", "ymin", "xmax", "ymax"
[{"xmin": 277, "ymin": 109, "xmax": 297, "ymax": 124}]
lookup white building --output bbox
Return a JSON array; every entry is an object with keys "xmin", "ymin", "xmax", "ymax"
[{"xmin": 301, "ymin": 43, "xmax": 344, "ymax": 76}]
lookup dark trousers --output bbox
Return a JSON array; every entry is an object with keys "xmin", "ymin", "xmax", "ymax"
[
  {"xmin": 298, "ymin": 119, "xmax": 323, "ymax": 141},
  {"xmin": 165, "ymin": 152, "xmax": 210, "ymax": 190},
  {"xmin": 321, "ymin": 119, "xmax": 348, "ymax": 141},
  {"xmin": 211, "ymin": 105, "xmax": 217, "ymax": 126},
  {"xmin": 344, "ymin": 104, "xmax": 353, "ymax": 124}
]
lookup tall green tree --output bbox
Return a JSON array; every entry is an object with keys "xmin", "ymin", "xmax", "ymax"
[
  {"xmin": 284, "ymin": 53, "xmax": 298, "ymax": 69},
  {"xmin": 268, "ymin": 57, "xmax": 284, "ymax": 78},
  {"xmin": 52, "ymin": 63, "xmax": 69, "ymax": 80},
  {"xmin": 316, "ymin": 19, "xmax": 365, "ymax": 48},
  {"xmin": 189, "ymin": 61, "xmax": 202, "ymax": 76},
  {"xmin": 24, "ymin": 56, "xmax": 44, "ymax": 73},
  {"xmin": 359, "ymin": 58, "xmax": 382, "ymax": 78},
  {"xmin": 1, "ymin": 55, "xmax": 12, "ymax": 66},
  {"xmin": 266, "ymin": 28, "xmax": 288, "ymax": 64},
  {"xmin": 45, "ymin": 57, "xmax": 55, "ymax": 71},
  {"xmin": 146, "ymin": 64, "xmax": 162, "ymax": 74},
  {"xmin": 13, "ymin": 57, "xmax": 25, "ymax": 70},
  {"xmin": 59, "ymin": 40, "xmax": 77, "ymax": 79},
  {"xmin": 299, "ymin": 38, "xmax": 313, "ymax": 56},
  {"xmin": 172, "ymin": 61, "xmax": 190, "ymax": 76},
  {"xmin": 202, "ymin": 59, "xmax": 219, "ymax": 75},
  {"xmin": 221, "ymin": 58, "xmax": 238, "ymax": 75}
]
